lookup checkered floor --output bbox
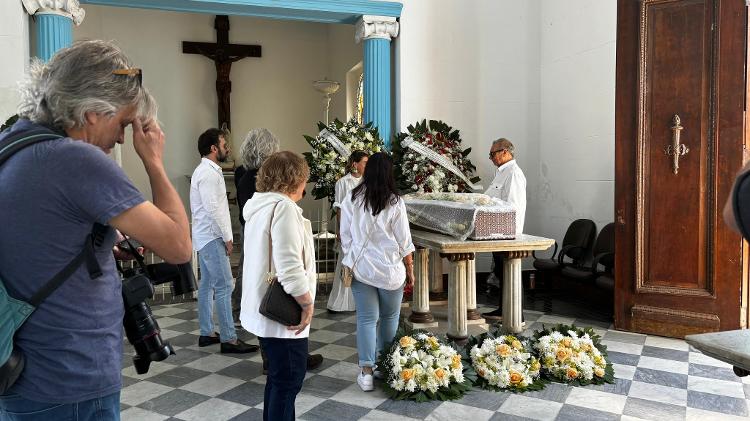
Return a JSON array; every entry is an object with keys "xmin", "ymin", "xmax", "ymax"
[{"xmin": 120, "ymin": 300, "xmax": 750, "ymax": 421}]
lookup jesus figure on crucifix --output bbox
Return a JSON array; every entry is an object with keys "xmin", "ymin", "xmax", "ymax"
[{"xmin": 183, "ymin": 15, "xmax": 262, "ymax": 130}]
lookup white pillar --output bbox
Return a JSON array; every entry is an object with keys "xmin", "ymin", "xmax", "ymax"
[
  {"xmin": 408, "ymin": 248, "xmax": 433, "ymax": 323},
  {"xmin": 429, "ymin": 250, "xmax": 444, "ymax": 293},
  {"xmin": 466, "ymin": 256, "xmax": 480, "ymax": 320},
  {"xmin": 502, "ymin": 251, "xmax": 529, "ymax": 334},
  {"xmin": 445, "ymin": 253, "xmax": 469, "ymax": 342}
]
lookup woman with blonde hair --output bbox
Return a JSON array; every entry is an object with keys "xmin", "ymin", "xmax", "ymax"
[{"xmin": 241, "ymin": 151, "xmax": 316, "ymax": 420}]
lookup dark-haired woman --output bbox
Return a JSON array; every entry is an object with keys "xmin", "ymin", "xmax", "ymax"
[
  {"xmin": 328, "ymin": 150, "xmax": 369, "ymax": 313},
  {"xmin": 339, "ymin": 152, "xmax": 415, "ymax": 392}
]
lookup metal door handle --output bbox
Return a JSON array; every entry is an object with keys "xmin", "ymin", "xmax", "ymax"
[{"xmin": 664, "ymin": 114, "xmax": 689, "ymax": 174}]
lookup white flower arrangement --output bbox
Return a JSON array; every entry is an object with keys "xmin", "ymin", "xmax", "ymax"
[
  {"xmin": 469, "ymin": 335, "xmax": 542, "ymax": 391},
  {"xmin": 303, "ymin": 118, "xmax": 382, "ymax": 204},
  {"xmin": 532, "ymin": 325, "xmax": 613, "ymax": 385},
  {"xmin": 379, "ymin": 330, "xmax": 471, "ymax": 402}
]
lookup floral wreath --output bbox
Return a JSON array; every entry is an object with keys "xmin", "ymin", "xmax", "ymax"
[
  {"xmin": 462, "ymin": 330, "xmax": 545, "ymax": 392},
  {"xmin": 377, "ymin": 328, "xmax": 471, "ymax": 402},
  {"xmin": 303, "ymin": 118, "xmax": 383, "ymax": 204},
  {"xmin": 532, "ymin": 324, "xmax": 614, "ymax": 386},
  {"xmin": 393, "ymin": 120, "xmax": 480, "ymax": 193}
]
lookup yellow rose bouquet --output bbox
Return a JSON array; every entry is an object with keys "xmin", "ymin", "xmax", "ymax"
[
  {"xmin": 463, "ymin": 331, "xmax": 545, "ymax": 392},
  {"xmin": 532, "ymin": 324, "xmax": 614, "ymax": 386},
  {"xmin": 378, "ymin": 328, "xmax": 471, "ymax": 402}
]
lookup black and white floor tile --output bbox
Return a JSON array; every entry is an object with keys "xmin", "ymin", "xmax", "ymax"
[{"xmin": 120, "ymin": 301, "xmax": 750, "ymax": 421}]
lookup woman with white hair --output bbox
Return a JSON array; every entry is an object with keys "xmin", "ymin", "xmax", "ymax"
[
  {"xmin": 0, "ymin": 40, "xmax": 191, "ymax": 419},
  {"xmin": 232, "ymin": 128, "xmax": 280, "ymax": 324}
]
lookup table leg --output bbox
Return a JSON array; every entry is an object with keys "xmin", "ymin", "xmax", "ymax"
[
  {"xmin": 429, "ymin": 250, "xmax": 444, "ymax": 293},
  {"xmin": 502, "ymin": 251, "xmax": 530, "ymax": 334},
  {"xmin": 409, "ymin": 247, "xmax": 434, "ymax": 323},
  {"xmin": 442, "ymin": 253, "xmax": 471, "ymax": 344},
  {"xmin": 465, "ymin": 255, "xmax": 481, "ymax": 320}
]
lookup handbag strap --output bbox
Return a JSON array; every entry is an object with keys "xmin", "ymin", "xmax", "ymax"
[
  {"xmin": 266, "ymin": 199, "xmax": 306, "ymax": 281},
  {"xmin": 349, "ymin": 212, "xmax": 378, "ymax": 272}
]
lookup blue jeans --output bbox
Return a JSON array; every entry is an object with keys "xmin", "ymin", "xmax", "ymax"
[
  {"xmin": 0, "ymin": 391, "xmax": 120, "ymax": 421},
  {"xmin": 198, "ymin": 238, "xmax": 237, "ymax": 342},
  {"xmin": 350, "ymin": 279, "xmax": 404, "ymax": 367},
  {"xmin": 258, "ymin": 337, "xmax": 308, "ymax": 421}
]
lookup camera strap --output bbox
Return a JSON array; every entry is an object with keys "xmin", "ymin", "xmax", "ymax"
[{"xmin": 0, "ymin": 127, "xmax": 103, "ymax": 307}]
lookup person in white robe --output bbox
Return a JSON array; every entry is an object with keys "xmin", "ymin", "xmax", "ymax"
[
  {"xmin": 327, "ymin": 150, "xmax": 369, "ymax": 312},
  {"xmin": 482, "ymin": 138, "xmax": 526, "ymax": 320}
]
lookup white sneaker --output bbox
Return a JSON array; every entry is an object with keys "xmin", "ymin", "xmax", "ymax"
[
  {"xmin": 357, "ymin": 371, "xmax": 374, "ymax": 392},
  {"xmin": 373, "ymin": 369, "xmax": 383, "ymax": 380}
]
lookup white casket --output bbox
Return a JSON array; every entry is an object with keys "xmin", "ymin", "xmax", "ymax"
[{"xmin": 403, "ymin": 193, "xmax": 516, "ymax": 240}]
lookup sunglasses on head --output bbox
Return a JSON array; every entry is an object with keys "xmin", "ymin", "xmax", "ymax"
[{"xmin": 112, "ymin": 68, "xmax": 143, "ymax": 86}]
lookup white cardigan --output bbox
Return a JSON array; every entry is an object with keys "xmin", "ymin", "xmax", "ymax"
[{"xmin": 240, "ymin": 192, "xmax": 317, "ymax": 339}]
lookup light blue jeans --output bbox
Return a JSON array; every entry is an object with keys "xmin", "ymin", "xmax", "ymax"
[
  {"xmin": 198, "ymin": 238, "xmax": 237, "ymax": 342},
  {"xmin": 350, "ymin": 279, "xmax": 404, "ymax": 367}
]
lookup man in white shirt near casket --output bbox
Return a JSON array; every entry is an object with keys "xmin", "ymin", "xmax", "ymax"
[{"xmin": 482, "ymin": 138, "xmax": 526, "ymax": 321}]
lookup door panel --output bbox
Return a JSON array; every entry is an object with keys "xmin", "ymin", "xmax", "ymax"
[{"xmin": 615, "ymin": 0, "xmax": 746, "ymax": 338}]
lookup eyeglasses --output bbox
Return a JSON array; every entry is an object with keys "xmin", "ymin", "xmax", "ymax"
[
  {"xmin": 112, "ymin": 68, "xmax": 142, "ymax": 86},
  {"xmin": 489, "ymin": 149, "xmax": 506, "ymax": 158}
]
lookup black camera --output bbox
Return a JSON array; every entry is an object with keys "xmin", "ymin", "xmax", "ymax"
[{"xmin": 118, "ymin": 242, "xmax": 197, "ymax": 374}]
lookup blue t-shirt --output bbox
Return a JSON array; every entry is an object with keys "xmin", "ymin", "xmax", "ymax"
[{"xmin": 0, "ymin": 119, "xmax": 145, "ymax": 403}]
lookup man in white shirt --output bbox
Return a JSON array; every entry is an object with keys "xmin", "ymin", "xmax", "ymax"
[
  {"xmin": 482, "ymin": 138, "xmax": 527, "ymax": 321},
  {"xmin": 190, "ymin": 128, "xmax": 257, "ymax": 353}
]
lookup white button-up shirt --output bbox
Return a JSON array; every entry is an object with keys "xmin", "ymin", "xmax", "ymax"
[
  {"xmin": 240, "ymin": 192, "xmax": 316, "ymax": 339},
  {"xmin": 190, "ymin": 157, "xmax": 233, "ymax": 251},
  {"xmin": 333, "ymin": 173, "xmax": 362, "ymax": 209},
  {"xmin": 485, "ymin": 159, "xmax": 527, "ymax": 233},
  {"xmin": 340, "ymin": 192, "xmax": 416, "ymax": 290}
]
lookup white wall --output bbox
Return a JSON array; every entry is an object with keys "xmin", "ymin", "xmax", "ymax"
[
  {"xmin": 395, "ymin": 0, "xmax": 615, "ymax": 269},
  {"xmin": 537, "ymin": 0, "xmax": 617, "ymax": 244},
  {"xmin": 73, "ymin": 5, "xmax": 361, "ymax": 219},
  {"xmin": 0, "ymin": 1, "xmax": 29, "ymax": 123},
  {"xmin": 396, "ymin": 0, "xmax": 542, "ymax": 270}
]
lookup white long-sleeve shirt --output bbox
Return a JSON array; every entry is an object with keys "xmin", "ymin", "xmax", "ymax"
[
  {"xmin": 340, "ymin": 191, "xmax": 416, "ymax": 290},
  {"xmin": 190, "ymin": 157, "xmax": 233, "ymax": 251},
  {"xmin": 240, "ymin": 192, "xmax": 316, "ymax": 338},
  {"xmin": 485, "ymin": 159, "xmax": 527, "ymax": 233},
  {"xmin": 333, "ymin": 173, "xmax": 362, "ymax": 209}
]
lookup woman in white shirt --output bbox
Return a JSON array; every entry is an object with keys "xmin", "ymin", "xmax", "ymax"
[
  {"xmin": 328, "ymin": 150, "xmax": 369, "ymax": 313},
  {"xmin": 241, "ymin": 151, "xmax": 315, "ymax": 420},
  {"xmin": 340, "ymin": 152, "xmax": 416, "ymax": 392}
]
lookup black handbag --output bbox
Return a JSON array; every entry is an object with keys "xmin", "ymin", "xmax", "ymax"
[{"xmin": 258, "ymin": 201, "xmax": 303, "ymax": 326}]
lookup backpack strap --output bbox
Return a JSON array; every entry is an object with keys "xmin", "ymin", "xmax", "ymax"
[
  {"xmin": 0, "ymin": 127, "xmax": 103, "ymax": 307},
  {"xmin": 0, "ymin": 128, "xmax": 63, "ymax": 165}
]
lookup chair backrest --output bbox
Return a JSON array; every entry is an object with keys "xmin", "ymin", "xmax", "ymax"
[
  {"xmin": 593, "ymin": 222, "xmax": 615, "ymax": 270},
  {"xmin": 561, "ymin": 219, "xmax": 597, "ymax": 262}
]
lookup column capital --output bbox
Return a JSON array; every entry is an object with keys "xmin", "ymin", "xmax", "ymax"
[
  {"xmin": 22, "ymin": 0, "xmax": 85, "ymax": 25},
  {"xmin": 355, "ymin": 15, "xmax": 399, "ymax": 44}
]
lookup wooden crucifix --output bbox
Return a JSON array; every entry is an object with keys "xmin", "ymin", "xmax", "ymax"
[{"xmin": 183, "ymin": 15, "xmax": 261, "ymax": 130}]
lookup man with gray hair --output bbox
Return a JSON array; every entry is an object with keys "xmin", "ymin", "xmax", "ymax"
[
  {"xmin": 483, "ymin": 137, "xmax": 527, "ymax": 321},
  {"xmin": 0, "ymin": 40, "xmax": 191, "ymax": 418}
]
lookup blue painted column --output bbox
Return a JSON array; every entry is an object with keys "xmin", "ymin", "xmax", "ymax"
[
  {"xmin": 36, "ymin": 14, "xmax": 73, "ymax": 62},
  {"xmin": 24, "ymin": 2, "xmax": 85, "ymax": 62},
  {"xmin": 356, "ymin": 16, "xmax": 399, "ymax": 149}
]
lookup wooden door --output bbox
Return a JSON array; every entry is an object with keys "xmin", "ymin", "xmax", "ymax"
[{"xmin": 615, "ymin": 0, "xmax": 747, "ymax": 338}]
